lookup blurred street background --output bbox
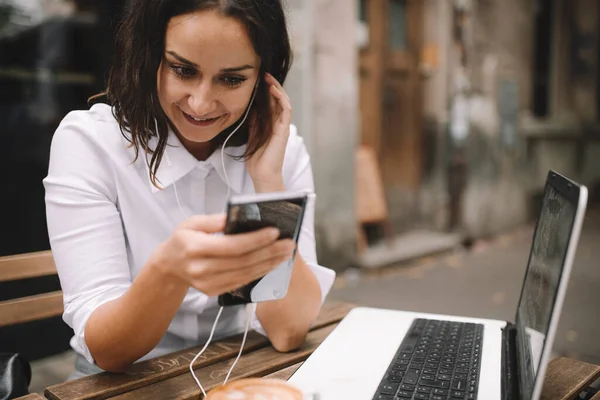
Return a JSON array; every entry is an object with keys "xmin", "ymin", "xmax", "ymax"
[{"xmin": 1, "ymin": 0, "xmax": 599, "ymax": 394}]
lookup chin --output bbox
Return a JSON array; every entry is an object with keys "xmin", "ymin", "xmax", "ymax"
[{"xmin": 178, "ymin": 127, "xmax": 219, "ymax": 143}]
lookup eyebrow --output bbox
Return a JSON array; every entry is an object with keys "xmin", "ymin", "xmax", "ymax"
[{"xmin": 166, "ymin": 51, "xmax": 255, "ymax": 72}]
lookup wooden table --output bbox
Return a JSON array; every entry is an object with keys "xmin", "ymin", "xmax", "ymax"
[{"xmin": 36, "ymin": 302, "xmax": 600, "ymax": 400}]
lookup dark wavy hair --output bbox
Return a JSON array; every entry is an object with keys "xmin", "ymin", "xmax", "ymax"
[{"xmin": 96, "ymin": 0, "xmax": 292, "ymax": 187}]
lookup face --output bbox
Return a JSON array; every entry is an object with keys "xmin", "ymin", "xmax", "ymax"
[{"xmin": 157, "ymin": 9, "xmax": 261, "ymax": 155}]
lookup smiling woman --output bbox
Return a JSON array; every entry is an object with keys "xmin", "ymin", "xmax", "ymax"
[
  {"xmin": 43, "ymin": 0, "xmax": 335, "ymax": 387},
  {"xmin": 156, "ymin": 10, "xmax": 261, "ymax": 157},
  {"xmin": 104, "ymin": 0, "xmax": 292, "ymax": 182}
]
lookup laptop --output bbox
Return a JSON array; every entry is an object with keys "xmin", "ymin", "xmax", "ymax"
[{"xmin": 289, "ymin": 170, "xmax": 588, "ymax": 400}]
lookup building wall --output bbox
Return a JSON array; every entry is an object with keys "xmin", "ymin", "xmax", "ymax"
[
  {"xmin": 420, "ymin": 0, "xmax": 533, "ymax": 237},
  {"xmin": 285, "ymin": 0, "xmax": 359, "ymax": 271},
  {"xmin": 286, "ymin": 0, "xmax": 599, "ymax": 267},
  {"xmin": 420, "ymin": 0, "xmax": 538, "ymax": 239},
  {"xmin": 459, "ymin": 0, "xmax": 535, "ymax": 238},
  {"xmin": 524, "ymin": 0, "xmax": 600, "ymax": 194},
  {"xmin": 429, "ymin": 0, "xmax": 599, "ymax": 238}
]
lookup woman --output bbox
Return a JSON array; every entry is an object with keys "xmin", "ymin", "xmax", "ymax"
[{"xmin": 43, "ymin": 0, "xmax": 334, "ymax": 378}]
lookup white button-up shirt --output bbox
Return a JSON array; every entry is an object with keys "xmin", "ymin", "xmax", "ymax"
[{"xmin": 43, "ymin": 103, "xmax": 335, "ymax": 365}]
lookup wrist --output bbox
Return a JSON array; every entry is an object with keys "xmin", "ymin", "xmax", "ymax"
[{"xmin": 146, "ymin": 250, "xmax": 188, "ymax": 291}]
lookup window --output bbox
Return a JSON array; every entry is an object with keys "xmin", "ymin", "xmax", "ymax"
[
  {"xmin": 389, "ymin": 0, "xmax": 407, "ymax": 50},
  {"xmin": 532, "ymin": 0, "xmax": 555, "ymax": 118}
]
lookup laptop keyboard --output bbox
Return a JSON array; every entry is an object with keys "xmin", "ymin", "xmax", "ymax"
[{"xmin": 372, "ymin": 319, "xmax": 484, "ymax": 400}]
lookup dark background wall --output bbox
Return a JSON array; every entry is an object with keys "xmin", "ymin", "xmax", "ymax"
[{"xmin": 0, "ymin": 0, "xmax": 123, "ymax": 361}]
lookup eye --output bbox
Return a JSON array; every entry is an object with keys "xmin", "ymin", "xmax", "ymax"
[
  {"xmin": 221, "ymin": 76, "xmax": 247, "ymax": 88},
  {"xmin": 169, "ymin": 64, "xmax": 196, "ymax": 79}
]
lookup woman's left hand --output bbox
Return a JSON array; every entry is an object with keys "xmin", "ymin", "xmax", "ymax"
[{"xmin": 246, "ymin": 73, "xmax": 291, "ymax": 193}]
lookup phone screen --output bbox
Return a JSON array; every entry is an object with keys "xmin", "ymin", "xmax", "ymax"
[{"xmin": 218, "ymin": 195, "xmax": 307, "ymax": 306}]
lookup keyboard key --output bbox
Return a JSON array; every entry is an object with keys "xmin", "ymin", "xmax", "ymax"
[
  {"xmin": 433, "ymin": 389, "xmax": 449, "ymax": 395},
  {"xmin": 400, "ymin": 384, "xmax": 416, "ymax": 391},
  {"xmin": 374, "ymin": 395, "xmax": 392, "ymax": 400},
  {"xmin": 404, "ymin": 370, "xmax": 419, "ymax": 385},
  {"xmin": 420, "ymin": 379, "xmax": 450, "ymax": 389},
  {"xmin": 432, "ymin": 396, "xmax": 445, "ymax": 400},
  {"xmin": 396, "ymin": 391, "xmax": 412, "ymax": 398},
  {"xmin": 452, "ymin": 379, "xmax": 467, "ymax": 391},
  {"xmin": 379, "ymin": 383, "xmax": 398, "ymax": 395},
  {"xmin": 417, "ymin": 386, "xmax": 432, "ymax": 393},
  {"xmin": 414, "ymin": 394, "xmax": 430, "ymax": 400},
  {"xmin": 451, "ymin": 390, "xmax": 467, "ymax": 398}
]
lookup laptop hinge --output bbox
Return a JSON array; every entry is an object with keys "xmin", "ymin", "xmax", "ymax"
[{"xmin": 501, "ymin": 322, "xmax": 521, "ymax": 400}]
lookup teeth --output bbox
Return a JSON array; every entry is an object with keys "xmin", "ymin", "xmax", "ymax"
[{"xmin": 189, "ymin": 114, "xmax": 213, "ymax": 122}]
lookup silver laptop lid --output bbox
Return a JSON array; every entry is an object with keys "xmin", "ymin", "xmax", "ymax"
[{"xmin": 515, "ymin": 170, "xmax": 587, "ymax": 400}]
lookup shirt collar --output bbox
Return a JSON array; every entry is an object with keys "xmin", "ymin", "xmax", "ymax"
[{"xmin": 146, "ymin": 131, "xmax": 247, "ymax": 195}]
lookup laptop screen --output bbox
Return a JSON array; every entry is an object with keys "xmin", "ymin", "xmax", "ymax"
[{"xmin": 515, "ymin": 178, "xmax": 578, "ymax": 398}]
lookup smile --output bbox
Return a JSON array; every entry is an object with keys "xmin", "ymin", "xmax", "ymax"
[{"xmin": 182, "ymin": 110, "xmax": 223, "ymax": 127}]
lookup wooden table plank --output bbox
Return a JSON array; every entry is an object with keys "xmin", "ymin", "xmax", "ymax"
[
  {"xmin": 541, "ymin": 357, "xmax": 600, "ymax": 400},
  {"xmin": 14, "ymin": 394, "xmax": 47, "ymax": 400},
  {"xmin": 263, "ymin": 362, "xmax": 303, "ymax": 381},
  {"xmin": 45, "ymin": 301, "xmax": 355, "ymax": 400},
  {"xmin": 111, "ymin": 324, "xmax": 336, "ymax": 400}
]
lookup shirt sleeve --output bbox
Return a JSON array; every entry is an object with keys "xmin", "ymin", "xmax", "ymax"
[
  {"xmin": 251, "ymin": 125, "xmax": 336, "ymax": 335},
  {"xmin": 43, "ymin": 111, "xmax": 131, "ymax": 365}
]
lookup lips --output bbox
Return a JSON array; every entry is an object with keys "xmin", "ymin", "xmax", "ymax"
[{"xmin": 182, "ymin": 110, "xmax": 223, "ymax": 127}]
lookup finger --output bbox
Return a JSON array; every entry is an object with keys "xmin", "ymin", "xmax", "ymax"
[
  {"xmin": 269, "ymin": 87, "xmax": 292, "ymax": 130},
  {"xmin": 180, "ymin": 214, "xmax": 226, "ymax": 233},
  {"xmin": 269, "ymin": 85, "xmax": 292, "ymax": 111},
  {"xmin": 195, "ymin": 227, "xmax": 281, "ymax": 257},
  {"xmin": 217, "ymin": 239, "xmax": 295, "ymax": 273},
  {"xmin": 190, "ymin": 239, "xmax": 294, "ymax": 282},
  {"xmin": 208, "ymin": 253, "xmax": 293, "ymax": 295},
  {"xmin": 265, "ymin": 73, "xmax": 291, "ymax": 104}
]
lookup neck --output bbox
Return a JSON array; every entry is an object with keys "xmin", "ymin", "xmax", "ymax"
[{"xmin": 175, "ymin": 131, "xmax": 214, "ymax": 161}]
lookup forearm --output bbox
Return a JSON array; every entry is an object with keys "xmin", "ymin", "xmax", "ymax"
[
  {"xmin": 84, "ymin": 260, "xmax": 189, "ymax": 371},
  {"xmin": 253, "ymin": 181, "xmax": 322, "ymax": 351},
  {"xmin": 256, "ymin": 254, "xmax": 322, "ymax": 352}
]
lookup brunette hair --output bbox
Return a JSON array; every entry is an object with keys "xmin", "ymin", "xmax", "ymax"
[{"xmin": 96, "ymin": 0, "xmax": 292, "ymax": 186}]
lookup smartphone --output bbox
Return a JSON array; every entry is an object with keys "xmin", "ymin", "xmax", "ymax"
[{"xmin": 217, "ymin": 191, "xmax": 309, "ymax": 306}]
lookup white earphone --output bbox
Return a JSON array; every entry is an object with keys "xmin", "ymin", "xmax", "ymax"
[
  {"xmin": 158, "ymin": 77, "xmax": 261, "ymax": 397},
  {"xmin": 220, "ymin": 77, "xmax": 260, "ymax": 202}
]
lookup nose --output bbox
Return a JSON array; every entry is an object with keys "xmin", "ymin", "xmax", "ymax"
[{"xmin": 188, "ymin": 81, "xmax": 218, "ymax": 116}]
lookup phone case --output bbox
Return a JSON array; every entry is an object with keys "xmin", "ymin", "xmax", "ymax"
[{"xmin": 217, "ymin": 191, "xmax": 309, "ymax": 307}]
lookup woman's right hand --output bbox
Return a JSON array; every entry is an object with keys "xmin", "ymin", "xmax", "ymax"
[{"xmin": 149, "ymin": 214, "xmax": 295, "ymax": 296}]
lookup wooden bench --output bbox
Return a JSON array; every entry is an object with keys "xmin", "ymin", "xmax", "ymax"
[{"xmin": 0, "ymin": 250, "xmax": 63, "ymax": 327}]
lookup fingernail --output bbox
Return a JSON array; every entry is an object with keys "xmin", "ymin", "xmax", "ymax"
[{"xmin": 268, "ymin": 228, "xmax": 280, "ymax": 239}]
